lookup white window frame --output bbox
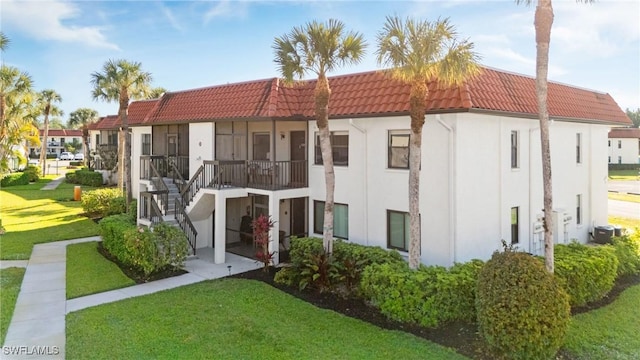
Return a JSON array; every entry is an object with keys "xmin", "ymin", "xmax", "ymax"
[{"xmin": 511, "ymin": 130, "xmax": 519, "ymax": 169}]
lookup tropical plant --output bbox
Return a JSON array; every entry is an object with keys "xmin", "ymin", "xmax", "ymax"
[
  {"xmin": 68, "ymin": 107, "xmax": 99, "ymax": 166},
  {"xmin": 515, "ymin": 0, "xmax": 593, "ymax": 272},
  {"xmin": 0, "ymin": 32, "xmax": 9, "ymax": 51},
  {"xmin": 625, "ymin": 108, "xmax": 640, "ymax": 128},
  {"xmin": 36, "ymin": 89, "xmax": 63, "ymax": 175},
  {"xmin": 148, "ymin": 87, "xmax": 167, "ymax": 99},
  {"xmin": 0, "ymin": 65, "xmax": 35, "ymax": 173},
  {"xmin": 273, "ymin": 19, "xmax": 366, "ymax": 255},
  {"xmin": 64, "ymin": 138, "xmax": 83, "ymax": 154},
  {"xmin": 376, "ymin": 16, "xmax": 480, "ymax": 269},
  {"xmin": 252, "ymin": 214, "xmax": 276, "ymax": 271},
  {"xmin": 91, "ymin": 59, "xmax": 153, "ymax": 207}
]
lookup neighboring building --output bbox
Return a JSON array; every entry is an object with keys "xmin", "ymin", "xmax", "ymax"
[
  {"xmin": 122, "ymin": 67, "xmax": 629, "ymax": 267},
  {"xmin": 29, "ymin": 129, "xmax": 83, "ymax": 158},
  {"xmin": 608, "ymin": 128, "xmax": 640, "ymax": 164}
]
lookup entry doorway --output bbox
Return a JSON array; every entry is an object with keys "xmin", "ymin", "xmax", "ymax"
[{"xmin": 290, "ymin": 131, "xmax": 306, "ymax": 186}]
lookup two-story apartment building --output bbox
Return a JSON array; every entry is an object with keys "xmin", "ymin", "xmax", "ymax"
[
  {"xmin": 608, "ymin": 127, "xmax": 640, "ymax": 164},
  {"xmin": 29, "ymin": 129, "xmax": 83, "ymax": 158},
  {"xmin": 118, "ymin": 67, "xmax": 629, "ymax": 267}
]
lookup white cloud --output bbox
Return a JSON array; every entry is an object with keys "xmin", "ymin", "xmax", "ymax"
[
  {"xmin": 2, "ymin": 0, "xmax": 119, "ymax": 50},
  {"xmin": 552, "ymin": 1, "xmax": 640, "ymax": 56},
  {"xmin": 484, "ymin": 47, "xmax": 567, "ymax": 78},
  {"xmin": 203, "ymin": 0, "xmax": 249, "ymax": 24},
  {"xmin": 160, "ymin": 4, "xmax": 185, "ymax": 32}
]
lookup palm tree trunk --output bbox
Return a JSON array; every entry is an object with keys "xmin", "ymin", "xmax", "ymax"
[
  {"xmin": 408, "ymin": 82, "xmax": 427, "ymax": 270},
  {"xmin": 82, "ymin": 126, "xmax": 89, "ymax": 167},
  {"xmin": 315, "ymin": 74, "xmax": 335, "ymax": 255},
  {"xmin": 39, "ymin": 106, "xmax": 50, "ymax": 176},
  {"xmin": 117, "ymin": 129, "xmax": 124, "ymax": 190},
  {"xmin": 119, "ymin": 91, "xmax": 132, "ymax": 209},
  {"xmin": 535, "ymin": 0, "xmax": 555, "ymax": 273}
]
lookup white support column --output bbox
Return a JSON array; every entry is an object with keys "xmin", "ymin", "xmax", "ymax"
[
  {"xmin": 269, "ymin": 193, "xmax": 280, "ymax": 265},
  {"xmin": 214, "ymin": 194, "xmax": 226, "ymax": 264}
]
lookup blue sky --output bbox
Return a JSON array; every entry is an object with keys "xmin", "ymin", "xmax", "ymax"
[{"xmin": 2, "ymin": 0, "xmax": 639, "ymax": 121}]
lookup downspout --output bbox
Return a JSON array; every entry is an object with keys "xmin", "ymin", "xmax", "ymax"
[
  {"xmin": 349, "ymin": 118, "xmax": 368, "ymax": 244},
  {"xmin": 436, "ymin": 115, "xmax": 456, "ymax": 265}
]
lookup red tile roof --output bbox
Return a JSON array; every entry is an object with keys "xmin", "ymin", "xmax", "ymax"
[
  {"xmin": 128, "ymin": 66, "xmax": 635, "ymax": 126},
  {"xmin": 130, "ymin": 99, "xmax": 159, "ymax": 125},
  {"xmin": 39, "ymin": 129, "xmax": 82, "ymax": 137},
  {"xmin": 88, "ymin": 115, "xmax": 119, "ymax": 130},
  {"xmin": 609, "ymin": 127, "xmax": 640, "ymax": 139}
]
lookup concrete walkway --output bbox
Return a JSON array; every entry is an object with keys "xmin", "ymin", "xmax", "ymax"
[
  {"xmin": 40, "ymin": 176, "xmax": 66, "ymax": 191},
  {"xmin": 3, "ymin": 238, "xmax": 261, "ymax": 359}
]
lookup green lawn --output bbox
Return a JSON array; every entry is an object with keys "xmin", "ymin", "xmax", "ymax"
[
  {"xmin": 608, "ymin": 216, "xmax": 639, "ymax": 234},
  {"xmin": 66, "ymin": 279, "xmax": 466, "ymax": 360},
  {"xmin": 0, "ymin": 179, "xmax": 100, "ymax": 259},
  {"xmin": 66, "ymin": 242, "xmax": 135, "ymax": 299},
  {"xmin": 0, "ymin": 267, "xmax": 26, "ymax": 345},
  {"xmin": 563, "ymin": 284, "xmax": 640, "ymax": 360},
  {"xmin": 608, "ymin": 192, "xmax": 640, "ymax": 203},
  {"xmin": 609, "ymin": 169, "xmax": 640, "ymax": 181}
]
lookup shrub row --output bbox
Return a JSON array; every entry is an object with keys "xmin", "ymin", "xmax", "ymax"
[
  {"xmin": 0, "ymin": 172, "xmax": 29, "ymax": 187},
  {"xmin": 275, "ymin": 237, "xmax": 404, "ymax": 294},
  {"xmin": 81, "ymin": 188, "xmax": 126, "ymax": 218},
  {"xmin": 66, "ymin": 168, "xmax": 103, "ymax": 187},
  {"xmin": 99, "ymin": 215, "xmax": 187, "ymax": 277},
  {"xmin": 360, "ymin": 260, "xmax": 484, "ymax": 328},
  {"xmin": 476, "ymin": 249, "xmax": 570, "ymax": 360},
  {"xmin": 553, "ymin": 242, "xmax": 618, "ymax": 307}
]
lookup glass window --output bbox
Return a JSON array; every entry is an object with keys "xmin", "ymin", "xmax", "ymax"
[
  {"xmin": 618, "ymin": 140, "xmax": 622, "ymax": 149},
  {"xmin": 511, "ymin": 131, "xmax": 519, "ymax": 169},
  {"xmin": 388, "ymin": 131, "xmax": 410, "ymax": 169},
  {"xmin": 387, "ymin": 210, "xmax": 409, "ymax": 251},
  {"xmin": 253, "ymin": 133, "xmax": 270, "ymax": 160},
  {"xmin": 608, "ymin": 156, "xmax": 611, "ymax": 163},
  {"xmin": 141, "ymin": 134, "xmax": 151, "ymax": 155},
  {"xmin": 576, "ymin": 133, "xmax": 582, "ymax": 164},
  {"xmin": 511, "ymin": 207, "xmax": 519, "ymax": 244},
  {"xmin": 314, "ymin": 200, "xmax": 348, "ymax": 239},
  {"xmin": 576, "ymin": 195, "xmax": 582, "ymax": 225},
  {"xmin": 618, "ymin": 156, "xmax": 622, "ymax": 164},
  {"xmin": 315, "ymin": 132, "xmax": 348, "ymax": 166}
]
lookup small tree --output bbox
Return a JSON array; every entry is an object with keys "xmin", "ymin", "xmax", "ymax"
[{"xmin": 252, "ymin": 214, "xmax": 275, "ymax": 271}]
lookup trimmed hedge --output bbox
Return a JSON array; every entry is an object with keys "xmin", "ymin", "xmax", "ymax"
[
  {"xmin": 360, "ymin": 260, "xmax": 484, "ymax": 328},
  {"xmin": 0, "ymin": 172, "xmax": 29, "ymax": 187},
  {"xmin": 81, "ymin": 188, "xmax": 126, "ymax": 218},
  {"xmin": 23, "ymin": 165, "xmax": 40, "ymax": 182},
  {"xmin": 99, "ymin": 216, "xmax": 187, "ymax": 278},
  {"xmin": 553, "ymin": 242, "xmax": 618, "ymax": 307},
  {"xmin": 608, "ymin": 163, "xmax": 640, "ymax": 171},
  {"xmin": 476, "ymin": 249, "xmax": 570, "ymax": 360},
  {"xmin": 66, "ymin": 168, "xmax": 103, "ymax": 187},
  {"xmin": 612, "ymin": 232, "xmax": 640, "ymax": 277}
]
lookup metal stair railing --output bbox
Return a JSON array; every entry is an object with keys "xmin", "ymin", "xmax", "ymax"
[
  {"xmin": 140, "ymin": 191, "xmax": 167, "ymax": 224},
  {"xmin": 174, "ymin": 197, "xmax": 197, "ymax": 255}
]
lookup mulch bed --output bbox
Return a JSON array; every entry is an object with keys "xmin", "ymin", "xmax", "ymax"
[{"xmin": 231, "ymin": 267, "xmax": 640, "ymax": 360}]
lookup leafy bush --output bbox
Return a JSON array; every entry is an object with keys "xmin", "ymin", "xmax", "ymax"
[
  {"xmin": 99, "ymin": 214, "xmax": 137, "ymax": 260},
  {"xmin": 122, "ymin": 223, "xmax": 188, "ymax": 277},
  {"xmin": 553, "ymin": 242, "xmax": 618, "ymax": 307},
  {"xmin": 612, "ymin": 233, "xmax": 640, "ymax": 277},
  {"xmin": 360, "ymin": 259, "xmax": 484, "ymax": 328},
  {"xmin": 476, "ymin": 248, "xmax": 570, "ymax": 360},
  {"xmin": 100, "ymin": 216, "xmax": 187, "ymax": 278},
  {"xmin": 23, "ymin": 165, "xmax": 40, "ymax": 182},
  {"xmin": 0, "ymin": 173, "xmax": 29, "ymax": 187},
  {"xmin": 280, "ymin": 237, "xmax": 404, "ymax": 294},
  {"xmin": 66, "ymin": 168, "xmax": 103, "ymax": 187},
  {"xmin": 82, "ymin": 188, "xmax": 125, "ymax": 218},
  {"xmin": 70, "ymin": 161, "xmax": 82, "ymax": 166},
  {"xmin": 127, "ymin": 199, "xmax": 138, "ymax": 223}
]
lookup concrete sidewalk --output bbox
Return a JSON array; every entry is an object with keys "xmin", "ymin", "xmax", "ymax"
[
  {"xmin": 2, "ymin": 237, "xmax": 261, "ymax": 359},
  {"xmin": 40, "ymin": 176, "xmax": 66, "ymax": 191}
]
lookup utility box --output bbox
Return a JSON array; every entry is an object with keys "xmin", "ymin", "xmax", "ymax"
[{"xmin": 593, "ymin": 225, "xmax": 614, "ymax": 244}]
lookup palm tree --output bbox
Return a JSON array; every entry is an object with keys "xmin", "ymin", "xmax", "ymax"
[
  {"xmin": 273, "ymin": 19, "xmax": 366, "ymax": 255},
  {"xmin": 37, "ymin": 90, "xmax": 63, "ymax": 175},
  {"xmin": 515, "ymin": 0, "xmax": 593, "ymax": 273},
  {"xmin": 0, "ymin": 32, "xmax": 9, "ymax": 51},
  {"xmin": 68, "ymin": 108, "xmax": 99, "ymax": 167},
  {"xmin": 148, "ymin": 87, "xmax": 167, "ymax": 99},
  {"xmin": 91, "ymin": 59, "xmax": 152, "ymax": 207},
  {"xmin": 377, "ymin": 16, "xmax": 480, "ymax": 269},
  {"xmin": 0, "ymin": 65, "xmax": 34, "ymax": 172}
]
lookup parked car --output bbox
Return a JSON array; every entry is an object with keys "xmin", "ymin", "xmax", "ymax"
[
  {"xmin": 58, "ymin": 152, "xmax": 74, "ymax": 160},
  {"xmin": 74, "ymin": 153, "xmax": 84, "ymax": 161}
]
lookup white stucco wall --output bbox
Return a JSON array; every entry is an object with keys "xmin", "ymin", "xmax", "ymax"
[
  {"xmin": 130, "ymin": 126, "xmax": 151, "ymax": 199},
  {"xmin": 608, "ymin": 137, "xmax": 640, "ymax": 164},
  {"xmin": 189, "ymin": 122, "xmax": 215, "ymax": 179}
]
